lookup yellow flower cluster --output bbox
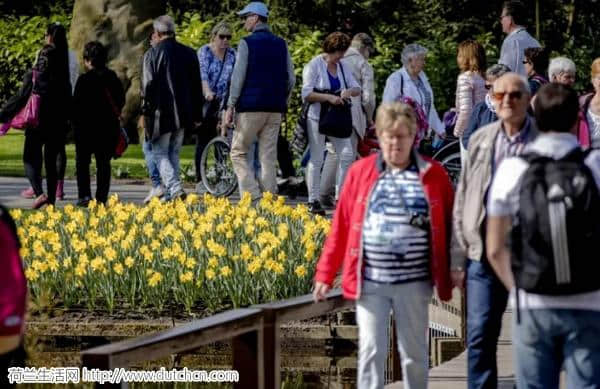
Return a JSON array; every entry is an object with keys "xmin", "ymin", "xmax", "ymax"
[{"xmin": 12, "ymin": 192, "xmax": 329, "ymax": 313}]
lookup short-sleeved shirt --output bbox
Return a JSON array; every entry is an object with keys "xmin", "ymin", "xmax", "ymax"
[
  {"xmin": 362, "ymin": 163, "xmax": 431, "ymax": 284},
  {"xmin": 488, "ymin": 133, "xmax": 600, "ymax": 311},
  {"xmin": 197, "ymin": 45, "xmax": 236, "ymax": 100}
]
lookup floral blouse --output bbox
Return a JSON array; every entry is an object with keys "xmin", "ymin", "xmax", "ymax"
[{"xmin": 197, "ymin": 44, "xmax": 236, "ymax": 101}]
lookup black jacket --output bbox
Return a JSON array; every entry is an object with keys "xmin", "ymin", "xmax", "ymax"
[
  {"xmin": 0, "ymin": 44, "xmax": 72, "ymax": 133},
  {"xmin": 72, "ymin": 67, "xmax": 125, "ymax": 149},
  {"xmin": 142, "ymin": 38, "xmax": 203, "ymax": 140}
]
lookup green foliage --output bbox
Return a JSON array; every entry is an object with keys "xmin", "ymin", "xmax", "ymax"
[{"xmin": 0, "ymin": 14, "xmax": 70, "ymax": 102}]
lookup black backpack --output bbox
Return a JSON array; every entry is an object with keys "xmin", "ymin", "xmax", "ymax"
[{"xmin": 511, "ymin": 148, "xmax": 600, "ymax": 295}]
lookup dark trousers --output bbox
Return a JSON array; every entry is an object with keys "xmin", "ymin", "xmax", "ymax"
[
  {"xmin": 56, "ymin": 143, "xmax": 66, "ymax": 180},
  {"xmin": 194, "ymin": 117, "xmax": 218, "ymax": 182},
  {"xmin": 22, "ymin": 129, "xmax": 63, "ymax": 203},
  {"xmin": 0, "ymin": 344, "xmax": 26, "ymax": 388},
  {"xmin": 466, "ymin": 257, "xmax": 509, "ymax": 389},
  {"xmin": 277, "ymin": 133, "xmax": 295, "ymax": 178},
  {"xmin": 76, "ymin": 142, "xmax": 112, "ymax": 203}
]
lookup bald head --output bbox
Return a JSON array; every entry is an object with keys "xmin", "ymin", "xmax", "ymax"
[{"xmin": 492, "ymin": 73, "xmax": 531, "ymax": 128}]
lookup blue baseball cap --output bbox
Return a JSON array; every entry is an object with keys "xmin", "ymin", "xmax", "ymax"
[{"xmin": 237, "ymin": 2, "xmax": 269, "ymax": 18}]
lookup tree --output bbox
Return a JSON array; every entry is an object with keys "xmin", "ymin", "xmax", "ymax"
[{"xmin": 69, "ymin": 0, "xmax": 166, "ymax": 140}]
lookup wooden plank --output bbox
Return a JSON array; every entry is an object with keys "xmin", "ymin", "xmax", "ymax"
[{"xmin": 82, "ymin": 308, "xmax": 263, "ymax": 369}]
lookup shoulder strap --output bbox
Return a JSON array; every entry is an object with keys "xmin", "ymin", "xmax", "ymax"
[
  {"xmin": 104, "ymin": 87, "xmax": 121, "ymax": 120},
  {"xmin": 400, "ymin": 73, "xmax": 404, "ymax": 96},
  {"xmin": 339, "ymin": 62, "xmax": 348, "ymax": 89}
]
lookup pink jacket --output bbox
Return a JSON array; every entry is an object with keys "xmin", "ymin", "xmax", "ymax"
[
  {"xmin": 576, "ymin": 93, "xmax": 594, "ymax": 148},
  {"xmin": 314, "ymin": 152, "xmax": 455, "ymax": 302}
]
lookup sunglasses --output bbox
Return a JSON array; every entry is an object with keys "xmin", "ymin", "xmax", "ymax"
[
  {"xmin": 522, "ymin": 60, "xmax": 531, "ymax": 65},
  {"xmin": 492, "ymin": 90, "xmax": 524, "ymax": 101},
  {"xmin": 218, "ymin": 34, "xmax": 232, "ymax": 40},
  {"xmin": 484, "ymin": 84, "xmax": 492, "ymax": 90}
]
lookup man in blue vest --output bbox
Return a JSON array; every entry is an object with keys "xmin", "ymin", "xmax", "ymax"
[{"xmin": 223, "ymin": 1, "xmax": 295, "ymax": 201}]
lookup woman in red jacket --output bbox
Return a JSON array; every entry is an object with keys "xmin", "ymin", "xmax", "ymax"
[{"xmin": 313, "ymin": 102, "xmax": 454, "ymax": 389}]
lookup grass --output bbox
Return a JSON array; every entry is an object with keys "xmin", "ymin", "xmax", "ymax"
[{"xmin": 0, "ymin": 131, "xmax": 197, "ymax": 180}]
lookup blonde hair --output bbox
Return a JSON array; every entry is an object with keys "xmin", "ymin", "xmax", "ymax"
[
  {"xmin": 375, "ymin": 102, "xmax": 417, "ymax": 137},
  {"xmin": 211, "ymin": 21, "xmax": 232, "ymax": 40},
  {"xmin": 591, "ymin": 58, "xmax": 600, "ymax": 79},
  {"xmin": 457, "ymin": 40, "xmax": 486, "ymax": 74}
]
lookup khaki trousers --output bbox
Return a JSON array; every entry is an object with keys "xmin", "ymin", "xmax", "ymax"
[{"xmin": 231, "ymin": 112, "xmax": 281, "ymax": 200}]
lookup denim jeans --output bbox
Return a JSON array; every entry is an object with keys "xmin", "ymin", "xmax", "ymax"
[
  {"xmin": 514, "ymin": 309, "xmax": 600, "ymax": 389},
  {"xmin": 142, "ymin": 140, "xmax": 161, "ymax": 188},
  {"xmin": 152, "ymin": 128, "xmax": 184, "ymax": 197},
  {"xmin": 466, "ymin": 258, "xmax": 509, "ymax": 389},
  {"xmin": 356, "ymin": 280, "xmax": 432, "ymax": 389}
]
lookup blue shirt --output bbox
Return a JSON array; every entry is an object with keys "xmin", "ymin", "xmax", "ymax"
[
  {"xmin": 197, "ymin": 45, "xmax": 236, "ymax": 100},
  {"xmin": 362, "ymin": 163, "xmax": 431, "ymax": 284},
  {"xmin": 461, "ymin": 95, "xmax": 498, "ymax": 149},
  {"xmin": 327, "ymin": 71, "xmax": 341, "ymax": 92}
]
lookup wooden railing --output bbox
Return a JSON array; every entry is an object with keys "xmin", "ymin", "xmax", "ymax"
[{"xmin": 81, "ymin": 289, "xmax": 364, "ymax": 389}]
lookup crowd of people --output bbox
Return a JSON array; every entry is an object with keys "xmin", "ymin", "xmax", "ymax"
[{"xmin": 2, "ymin": 0, "xmax": 600, "ymax": 388}]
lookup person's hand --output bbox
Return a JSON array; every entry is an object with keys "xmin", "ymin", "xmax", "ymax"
[
  {"xmin": 340, "ymin": 89, "xmax": 352, "ymax": 99},
  {"xmin": 224, "ymin": 107, "xmax": 234, "ymax": 127},
  {"xmin": 451, "ymin": 269, "xmax": 465, "ymax": 290},
  {"xmin": 328, "ymin": 95, "xmax": 343, "ymax": 105},
  {"xmin": 205, "ymin": 92, "xmax": 215, "ymax": 102},
  {"xmin": 312, "ymin": 281, "xmax": 330, "ymax": 302}
]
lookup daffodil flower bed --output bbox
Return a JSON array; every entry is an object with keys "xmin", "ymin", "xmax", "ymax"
[{"xmin": 10, "ymin": 192, "xmax": 330, "ymax": 314}]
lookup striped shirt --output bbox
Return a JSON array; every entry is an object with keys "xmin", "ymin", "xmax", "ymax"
[{"xmin": 362, "ymin": 163, "xmax": 431, "ymax": 284}]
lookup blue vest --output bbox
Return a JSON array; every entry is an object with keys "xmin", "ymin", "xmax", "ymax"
[{"xmin": 237, "ymin": 29, "xmax": 288, "ymax": 113}]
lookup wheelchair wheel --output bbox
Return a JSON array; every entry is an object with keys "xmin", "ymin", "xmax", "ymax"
[
  {"xmin": 200, "ymin": 136, "xmax": 238, "ymax": 197},
  {"xmin": 432, "ymin": 139, "xmax": 461, "ymax": 187}
]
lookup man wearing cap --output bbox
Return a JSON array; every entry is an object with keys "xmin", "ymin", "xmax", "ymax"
[
  {"xmin": 142, "ymin": 15, "xmax": 203, "ymax": 201},
  {"xmin": 223, "ymin": 1, "xmax": 295, "ymax": 201}
]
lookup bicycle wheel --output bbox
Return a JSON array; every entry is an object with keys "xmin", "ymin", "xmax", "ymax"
[
  {"xmin": 200, "ymin": 136, "xmax": 238, "ymax": 197},
  {"xmin": 439, "ymin": 152, "xmax": 461, "ymax": 188}
]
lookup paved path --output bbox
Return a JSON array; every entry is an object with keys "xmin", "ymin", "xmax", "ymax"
[
  {"xmin": 386, "ymin": 309, "xmax": 566, "ymax": 389},
  {"xmin": 0, "ymin": 176, "xmax": 310, "ymax": 209}
]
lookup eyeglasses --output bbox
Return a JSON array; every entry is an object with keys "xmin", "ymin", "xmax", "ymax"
[
  {"xmin": 484, "ymin": 84, "xmax": 493, "ymax": 90},
  {"xmin": 522, "ymin": 60, "xmax": 531, "ymax": 65},
  {"xmin": 218, "ymin": 34, "xmax": 232, "ymax": 40},
  {"xmin": 492, "ymin": 90, "xmax": 524, "ymax": 101}
]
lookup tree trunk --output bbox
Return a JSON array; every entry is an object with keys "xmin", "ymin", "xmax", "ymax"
[{"xmin": 69, "ymin": 0, "xmax": 166, "ymax": 141}]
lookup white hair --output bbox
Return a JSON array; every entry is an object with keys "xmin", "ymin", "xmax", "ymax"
[
  {"xmin": 401, "ymin": 43, "xmax": 427, "ymax": 66},
  {"xmin": 153, "ymin": 15, "xmax": 176, "ymax": 34},
  {"xmin": 548, "ymin": 57, "xmax": 576, "ymax": 80}
]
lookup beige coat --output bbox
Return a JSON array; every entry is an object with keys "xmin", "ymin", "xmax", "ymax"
[
  {"xmin": 341, "ymin": 47, "xmax": 375, "ymax": 138},
  {"xmin": 452, "ymin": 119, "xmax": 538, "ymax": 267}
]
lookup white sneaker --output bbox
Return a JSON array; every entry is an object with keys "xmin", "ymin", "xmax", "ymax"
[{"xmin": 144, "ymin": 186, "xmax": 165, "ymax": 204}]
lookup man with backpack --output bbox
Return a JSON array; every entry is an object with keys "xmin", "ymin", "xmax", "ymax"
[
  {"xmin": 487, "ymin": 83, "xmax": 600, "ymax": 388},
  {"xmin": 453, "ymin": 72, "xmax": 538, "ymax": 388}
]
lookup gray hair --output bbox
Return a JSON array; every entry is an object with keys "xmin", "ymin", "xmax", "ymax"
[
  {"xmin": 548, "ymin": 57, "xmax": 576, "ymax": 80},
  {"xmin": 485, "ymin": 63, "xmax": 511, "ymax": 79},
  {"xmin": 496, "ymin": 72, "xmax": 531, "ymax": 95},
  {"xmin": 351, "ymin": 33, "xmax": 375, "ymax": 52},
  {"xmin": 401, "ymin": 43, "xmax": 427, "ymax": 66},
  {"xmin": 153, "ymin": 15, "xmax": 176, "ymax": 35}
]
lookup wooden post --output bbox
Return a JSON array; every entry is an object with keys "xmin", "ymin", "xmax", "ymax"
[
  {"xmin": 232, "ymin": 329, "xmax": 263, "ymax": 389},
  {"xmin": 262, "ymin": 309, "xmax": 280, "ymax": 389}
]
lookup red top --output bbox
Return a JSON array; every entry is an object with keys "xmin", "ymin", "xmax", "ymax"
[
  {"xmin": 0, "ymin": 221, "xmax": 26, "ymax": 336},
  {"xmin": 314, "ymin": 152, "xmax": 455, "ymax": 301}
]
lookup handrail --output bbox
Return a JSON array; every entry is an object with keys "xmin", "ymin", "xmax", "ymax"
[{"xmin": 80, "ymin": 289, "xmax": 355, "ymax": 389}]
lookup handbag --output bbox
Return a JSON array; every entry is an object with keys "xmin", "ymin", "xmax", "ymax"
[
  {"xmin": 291, "ymin": 101, "xmax": 310, "ymax": 155},
  {"xmin": 318, "ymin": 64, "xmax": 352, "ymax": 139},
  {"xmin": 104, "ymin": 87, "xmax": 128, "ymax": 159},
  {"xmin": 3, "ymin": 70, "xmax": 41, "ymax": 133}
]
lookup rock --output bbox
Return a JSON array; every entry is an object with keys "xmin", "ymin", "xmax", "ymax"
[{"xmin": 68, "ymin": 0, "xmax": 166, "ymax": 142}]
